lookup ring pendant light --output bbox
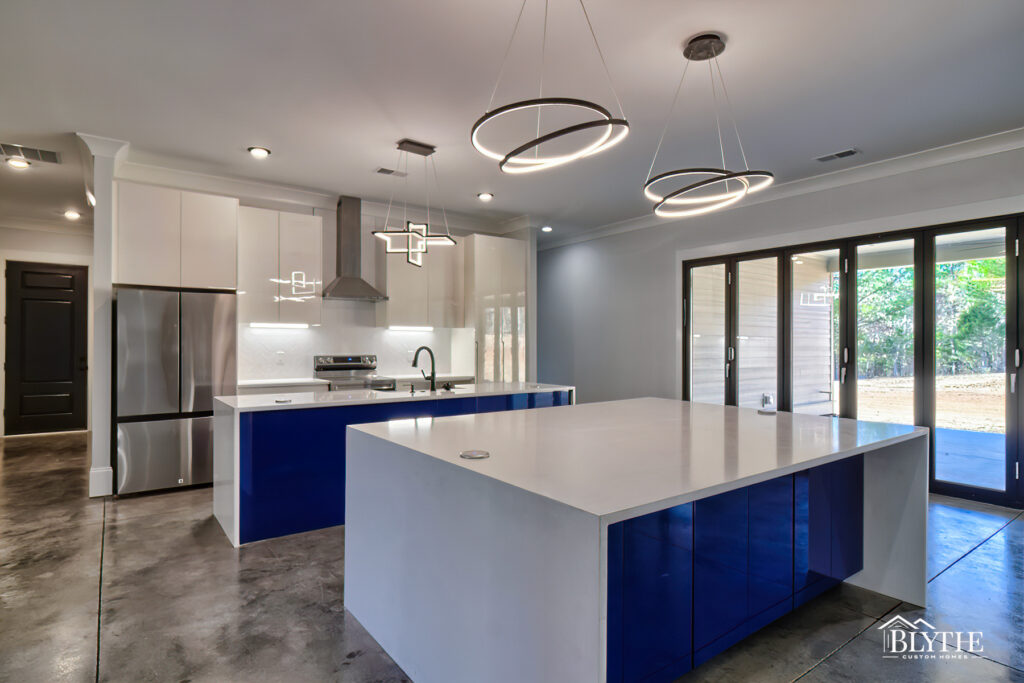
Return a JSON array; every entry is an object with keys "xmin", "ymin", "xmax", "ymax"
[
  {"xmin": 372, "ymin": 139, "xmax": 456, "ymax": 267},
  {"xmin": 471, "ymin": 0, "xmax": 629, "ymax": 173},
  {"xmin": 643, "ymin": 33, "xmax": 774, "ymax": 218}
]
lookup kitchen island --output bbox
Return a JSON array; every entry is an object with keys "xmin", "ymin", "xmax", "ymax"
[
  {"xmin": 213, "ymin": 382, "xmax": 574, "ymax": 546},
  {"xmin": 345, "ymin": 397, "xmax": 929, "ymax": 683}
]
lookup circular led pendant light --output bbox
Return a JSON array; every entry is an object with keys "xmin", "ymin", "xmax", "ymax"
[
  {"xmin": 471, "ymin": 0, "xmax": 629, "ymax": 174},
  {"xmin": 643, "ymin": 33, "xmax": 774, "ymax": 218}
]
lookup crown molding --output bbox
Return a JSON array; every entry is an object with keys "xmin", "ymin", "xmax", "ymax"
[
  {"xmin": 75, "ymin": 133, "xmax": 129, "ymax": 161},
  {"xmin": 540, "ymin": 126, "xmax": 1024, "ymax": 251},
  {"xmin": 0, "ymin": 218, "xmax": 93, "ymax": 237}
]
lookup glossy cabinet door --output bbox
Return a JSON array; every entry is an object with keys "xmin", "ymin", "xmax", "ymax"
[
  {"xmin": 278, "ymin": 212, "xmax": 322, "ymax": 325},
  {"xmin": 385, "ymin": 252, "xmax": 430, "ymax": 327},
  {"xmin": 181, "ymin": 190, "xmax": 238, "ymax": 289},
  {"xmin": 116, "ymin": 181, "xmax": 181, "ymax": 287},
  {"xmin": 237, "ymin": 207, "xmax": 280, "ymax": 324},
  {"xmin": 466, "ymin": 234, "xmax": 528, "ymax": 382},
  {"xmin": 427, "ymin": 240, "xmax": 465, "ymax": 328}
]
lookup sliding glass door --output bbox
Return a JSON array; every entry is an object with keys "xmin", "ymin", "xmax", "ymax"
[
  {"xmin": 854, "ymin": 239, "xmax": 916, "ymax": 425},
  {"xmin": 689, "ymin": 263, "xmax": 728, "ymax": 405},
  {"xmin": 683, "ymin": 214, "xmax": 1024, "ymax": 507},
  {"xmin": 790, "ymin": 248, "xmax": 841, "ymax": 416},
  {"xmin": 685, "ymin": 256, "xmax": 779, "ymax": 408},
  {"xmin": 932, "ymin": 226, "xmax": 1012, "ymax": 495}
]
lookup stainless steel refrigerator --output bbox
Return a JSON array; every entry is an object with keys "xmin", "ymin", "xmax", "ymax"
[{"xmin": 114, "ymin": 287, "xmax": 236, "ymax": 494}]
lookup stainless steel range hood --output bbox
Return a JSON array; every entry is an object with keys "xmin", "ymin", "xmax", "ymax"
[{"xmin": 323, "ymin": 196, "xmax": 388, "ymax": 301}]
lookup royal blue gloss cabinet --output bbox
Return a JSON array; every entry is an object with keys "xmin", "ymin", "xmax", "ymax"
[
  {"xmin": 607, "ymin": 454, "xmax": 864, "ymax": 682},
  {"xmin": 238, "ymin": 392, "xmax": 559, "ymax": 544}
]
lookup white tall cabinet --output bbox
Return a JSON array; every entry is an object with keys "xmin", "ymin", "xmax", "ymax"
[
  {"xmin": 237, "ymin": 207, "xmax": 322, "ymax": 326},
  {"xmin": 115, "ymin": 181, "xmax": 238, "ymax": 289},
  {"xmin": 378, "ymin": 241, "xmax": 464, "ymax": 329},
  {"xmin": 464, "ymin": 234, "xmax": 527, "ymax": 382}
]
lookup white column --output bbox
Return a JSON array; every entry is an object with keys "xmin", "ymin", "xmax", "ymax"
[{"xmin": 77, "ymin": 133, "xmax": 128, "ymax": 498}]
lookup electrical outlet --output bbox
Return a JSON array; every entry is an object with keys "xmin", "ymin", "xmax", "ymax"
[
  {"xmin": 406, "ymin": 349, "xmax": 415, "ymax": 362},
  {"xmin": 275, "ymin": 350, "xmax": 285, "ymax": 366}
]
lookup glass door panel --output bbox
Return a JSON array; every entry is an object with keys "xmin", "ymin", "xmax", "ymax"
[
  {"xmin": 690, "ymin": 264, "xmax": 727, "ymax": 404},
  {"xmin": 934, "ymin": 227, "xmax": 1007, "ymax": 491},
  {"xmin": 791, "ymin": 249, "xmax": 841, "ymax": 416},
  {"xmin": 736, "ymin": 257, "xmax": 778, "ymax": 409},
  {"xmin": 856, "ymin": 239, "xmax": 915, "ymax": 424}
]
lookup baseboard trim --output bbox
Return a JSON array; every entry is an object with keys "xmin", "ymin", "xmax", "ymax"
[{"xmin": 89, "ymin": 466, "xmax": 113, "ymax": 498}]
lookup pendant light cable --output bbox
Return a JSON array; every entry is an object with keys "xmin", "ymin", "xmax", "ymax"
[
  {"xmin": 430, "ymin": 156, "xmax": 453, "ymax": 238},
  {"xmin": 383, "ymin": 147, "xmax": 402, "ymax": 231},
  {"xmin": 487, "ymin": 0, "xmax": 530, "ymax": 112},
  {"xmin": 713, "ymin": 53, "xmax": 750, "ymax": 171},
  {"xmin": 645, "ymin": 58, "xmax": 690, "ymax": 183},
  {"xmin": 577, "ymin": 0, "xmax": 626, "ymax": 118},
  {"xmin": 709, "ymin": 61, "xmax": 730, "ymax": 190}
]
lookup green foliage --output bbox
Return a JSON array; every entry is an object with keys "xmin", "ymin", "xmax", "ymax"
[{"xmin": 855, "ymin": 258, "xmax": 1005, "ymax": 379}]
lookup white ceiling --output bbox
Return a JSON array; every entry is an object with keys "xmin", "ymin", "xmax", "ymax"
[
  {"xmin": 1, "ymin": 0, "xmax": 1022, "ymax": 243},
  {"xmin": 0, "ymin": 133, "xmax": 92, "ymax": 229}
]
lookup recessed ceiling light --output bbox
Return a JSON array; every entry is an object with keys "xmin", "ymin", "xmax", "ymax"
[
  {"xmin": 541, "ymin": 226, "xmax": 553, "ymax": 233},
  {"xmin": 477, "ymin": 192, "xmax": 494, "ymax": 202},
  {"xmin": 6, "ymin": 157, "xmax": 30, "ymax": 170},
  {"xmin": 64, "ymin": 209, "xmax": 81, "ymax": 220},
  {"xmin": 247, "ymin": 146, "xmax": 271, "ymax": 159}
]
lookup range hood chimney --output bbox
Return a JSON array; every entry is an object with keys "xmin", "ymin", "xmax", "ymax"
[{"xmin": 322, "ymin": 196, "xmax": 388, "ymax": 301}]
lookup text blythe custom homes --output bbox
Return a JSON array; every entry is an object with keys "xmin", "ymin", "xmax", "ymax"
[{"xmin": 879, "ymin": 615, "xmax": 984, "ymax": 660}]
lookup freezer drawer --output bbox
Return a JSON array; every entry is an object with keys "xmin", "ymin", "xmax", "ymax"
[
  {"xmin": 116, "ymin": 288, "xmax": 179, "ymax": 417},
  {"xmin": 116, "ymin": 417, "xmax": 213, "ymax": 494},
  {"xmin": 181, "ymin": 291, "xmax": 237, "ymax": 412}
]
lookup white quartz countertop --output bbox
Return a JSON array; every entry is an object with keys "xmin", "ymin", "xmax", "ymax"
[
  {"xmin": 215, "ymin": 382, "xmax": 574, "ymax": 412},
  {"xmin": 349, "ymin": 397, "xmax": 928, "ymax": 521},
  {"xmin": 237, "ymin": 377, "xmax": 330, "ymax": 387}
]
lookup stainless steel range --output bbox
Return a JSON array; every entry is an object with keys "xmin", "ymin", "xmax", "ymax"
[{"xmin": 313, "ymin": 355, "xmax": 397, "ymax": 391}]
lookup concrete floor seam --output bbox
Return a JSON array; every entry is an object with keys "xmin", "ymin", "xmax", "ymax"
[
  {"xmin": 926, "ymin": 509, "xmax": 1021, "ymax": 585},
  {"xmin": 790, "ymin": 618, "xmax": 876, "ymax": 683}
]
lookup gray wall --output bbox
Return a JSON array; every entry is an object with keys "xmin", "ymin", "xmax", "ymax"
[{"xmin": 538, "ymin": 143, "xmax": 1024, "ymax": 403}]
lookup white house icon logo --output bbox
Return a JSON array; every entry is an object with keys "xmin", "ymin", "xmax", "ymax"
[{"xmin": 878, "ymin": 615, "xmax": 983, "ymax": 660}]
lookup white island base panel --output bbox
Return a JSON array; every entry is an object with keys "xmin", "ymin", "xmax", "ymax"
[{"xmin": 344, "ymin": 399, "xmax": 929, "ymax": 683}]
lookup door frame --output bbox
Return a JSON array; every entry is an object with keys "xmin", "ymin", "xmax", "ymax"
[
  {"xmin": 0, "ymin": 251, "xmax": 92, "ymax": 436},
  {"xmin": 682, "ymin": 213, "xmax": 1024, "ymax": 508},
  {"xmin": 3, "ymin": 259, "xmax": 91, "ymax": 435}
]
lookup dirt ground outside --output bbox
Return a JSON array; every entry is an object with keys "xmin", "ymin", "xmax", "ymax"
[{"xmin": 857, "ymin": 373, "xmax": 1005, "ymax": 433}]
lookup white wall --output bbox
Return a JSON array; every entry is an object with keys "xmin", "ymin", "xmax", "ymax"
[
  {"xmin": 0, "ymin": 225, "xmax": 94, "ymax": 435},
  {"xmin": 538, "ymin": 144, "xmax": 1024, "ymax": 404}
]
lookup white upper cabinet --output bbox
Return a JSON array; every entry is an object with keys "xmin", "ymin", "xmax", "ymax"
[
  {"xmin": 237, "ymin": 208, "xmax": 322, "ymax": 325},
  {"xmin": 181, "ymin": 191, "xmax": 238, "ymax": 289},
  {"xmin": 379, "ymin": 240, "xmax": 463, "ymax": 329},
  {"xmin": 237, "ymin": 207, "xmax": 280, "ymax": 324},
  {"xmin": 465, "ymin": 234, "xmax": 528, "ymax": 382},
  {"xmin": 116, "ymin": 181, "xmax": 181, "ymax": 287},
  {"xmin": 278, "ymin": 212, "xmax": 323, "ymax": 325},
  {"xmin": 116, "ymin": 181, "xmax": 238, "ymax": 289}
]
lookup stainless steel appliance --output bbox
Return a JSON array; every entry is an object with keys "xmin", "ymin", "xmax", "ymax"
[
  {"xmin": 115, "ymin": 286, "xmax": 236, "ymax": 494},
  {"xmin": 313, "ymin": 355, "xmax": 397, "ymax": 391}
]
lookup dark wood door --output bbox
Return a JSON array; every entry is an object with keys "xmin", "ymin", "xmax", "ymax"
[{"xmin": 4, "ymin": 261, "xmax": 88, "ymax": 435}]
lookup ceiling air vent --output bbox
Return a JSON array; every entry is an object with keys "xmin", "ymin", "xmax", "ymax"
[
  {"xmin": 1, "ymin": 143, "xmax": 61, "ymax": 164},
  {"xmin": 375, "ymin": 167, "xmax": 407, "ymax": 178},
  {"xmin": 815, "ymin": 148, "xmax": 859, "ymax": 163}
]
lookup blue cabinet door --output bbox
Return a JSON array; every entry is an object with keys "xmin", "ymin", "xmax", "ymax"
[
  {"xmin": 431, "ymin": 397, "xmax": 479, "ymax": 417},
  {"xmin": 693, "ymin": 487, "xmax": 749, "ymax": 660},
  {"xmin": 608, "ymin": 503, "xmax": 694, "ymax": 683},
  {"xmin": 240, "ymin": 401, "xmax": 437, "ymax": 544},
  {"xmin": 476, "ymin": 393, "xmax": 530, "ymax": 413},
  {"xmin": 748, "ymin": 475, "xmax": 795, "ymax": 617},
  {"xmin": 794, "ymin": 455, "xmax": 865, "ymax": 607}
]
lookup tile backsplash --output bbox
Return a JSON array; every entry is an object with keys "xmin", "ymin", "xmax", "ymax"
[{"xmin": 238, "ymin": 299, "xmax": 475, "ymax": 381}]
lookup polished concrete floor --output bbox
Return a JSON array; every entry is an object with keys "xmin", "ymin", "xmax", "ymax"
[{"xmin": 1, "ymin": 433, "xmax": 1023, "ymax": 682}]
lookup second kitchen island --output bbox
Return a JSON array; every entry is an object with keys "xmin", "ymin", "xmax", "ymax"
[
  {"xmin": 212, "ymin": 382, "xmax": 574, "ymax": 546},
  {"xmin": 345, "ymin": 398, "xmax": 929, "ymax": 683}
]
